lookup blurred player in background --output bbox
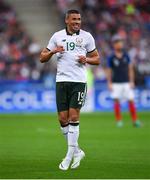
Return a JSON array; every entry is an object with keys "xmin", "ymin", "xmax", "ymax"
[
  {"xmin": 40, "ymin": 10, "xmax": 100, "ymax": 170},
  {"xmin": 106, "ymin": 35, "xmax": 141, "ymax": 128}
]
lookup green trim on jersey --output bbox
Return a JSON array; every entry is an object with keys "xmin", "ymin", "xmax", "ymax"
[{"xmin": 87, "ymin": 48, "xmax": 96, "ymax": 53}]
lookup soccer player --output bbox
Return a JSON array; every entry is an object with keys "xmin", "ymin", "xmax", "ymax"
[
  {"xmin": 40, "ymin": 9, "xmax": 100, "ymax": 170},
  {"xmin": 106, "ymin": 35, "xmax": 141, "ymax": 128}
]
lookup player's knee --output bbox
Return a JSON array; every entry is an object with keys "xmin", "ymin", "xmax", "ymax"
[
  {"xmin": 58, "ymin": 114, "xmax": 68, "ymax": 126},
  {"xmin": 128, "ymin": 99, "xmax": 134, "ymax": 103},
  {"xmin": 114, "ymin": 99, "xmax": 119, "ymax": 103},
  {"xmin": 69, "ymin": 114, "xmax": 79, "ymax": 122}
]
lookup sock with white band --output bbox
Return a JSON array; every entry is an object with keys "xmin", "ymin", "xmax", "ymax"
[
  {"xmin": 60, "ymin": 124, "xmax": 69, "ymax": 140},
  {"xmin": 65, "ymin": 122, "xmax": 79, "ymax": 160}
]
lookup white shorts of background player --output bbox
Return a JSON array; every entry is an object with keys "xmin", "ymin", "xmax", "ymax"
[{"xmin": 111, "ymin": 83, "xmax": 134, "ymax": 101}]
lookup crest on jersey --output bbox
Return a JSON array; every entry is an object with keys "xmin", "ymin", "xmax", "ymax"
[
  {"xmin": 76, "ymin": 37, "xmax": 83, "ymax": 47},
  {"xmin": 114, "ymin": 59, "xmax": 119, "ymax": 66}
]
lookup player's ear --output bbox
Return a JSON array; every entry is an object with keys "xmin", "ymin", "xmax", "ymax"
[
  {"xmin": 65, "ymin": 13, "xmax": 70, "ymax": 24},
  {"xmin": 65, "ymin": 17, "xmax": 68, "ymax": 24}
]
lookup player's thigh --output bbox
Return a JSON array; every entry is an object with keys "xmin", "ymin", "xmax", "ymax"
[
  {"xmin": 56, "ymin": 82, "xmax": 69, "ymax": 112},
  {"xmin": 111, "ymin": 83, "xmax": 123, "ymax": 100},
  {"xmin": 69, "ymin": 82, "xmax": 87, "ymax": 110},
  {"xmin": 69, "ymin": 108, "xmax": 80, "ymax": 122},
  {"xmin": 123, "ymin": 83, "xmax": 134, "ymax": 100}
]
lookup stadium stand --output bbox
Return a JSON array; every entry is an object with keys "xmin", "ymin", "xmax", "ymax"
[
  {"xmin": 6, "ymin": 0, "xmax": 60, "ymax": 47},
  {"xmin": 0, "ymin": 0, "xmax": 41, "ymax": 81},
  {"xmin": 0, "ymin": 0, "xmax": 59, "ymax": 82}
]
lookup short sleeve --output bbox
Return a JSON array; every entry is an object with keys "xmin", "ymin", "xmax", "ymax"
[
  {"xmin": 86, "ymin": 33, "xmax": 96, "ymax": 53},
  {"xmin": 107, "ymin": 56, "xmax": 112, "ymax": 68},
  {"xmin": 126, "ymin": 54, "xmax": 131, "ymax": 64},
  {"xmin": 47, "ymin": 33, "xmax": 57, "ymax": 51}
]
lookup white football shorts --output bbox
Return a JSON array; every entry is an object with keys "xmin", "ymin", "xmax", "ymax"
[{"xmin": 111, "ymin": 83, "xmax": 134, "ymax": 100}]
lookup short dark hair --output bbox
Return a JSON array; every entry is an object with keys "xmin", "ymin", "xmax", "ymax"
[{"xmin": 66, "ymin": 9, "xmax": 80, "ymax": 18}]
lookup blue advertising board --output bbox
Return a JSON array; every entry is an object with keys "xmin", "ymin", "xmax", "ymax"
[
  {"xmin": 0, "ymin": 82, "xmax": 149, "ymax": 113},
  {"xmin": 95, "ymin": 87, "xmax": 150, "ymax": 111},
  {"xmin": 0, "ymin": 82, "xmax": 56, "ymax": 113}
]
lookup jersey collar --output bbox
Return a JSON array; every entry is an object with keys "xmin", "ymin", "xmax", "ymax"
[
  {"xmin": 113, "ymin": 50, "xmax": 125, "ymax": 59},
  {"xmin": 65, "ymin": 27, "xmax": 80, "ymax": 36}
]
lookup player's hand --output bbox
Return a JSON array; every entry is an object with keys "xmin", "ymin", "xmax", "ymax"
[
  {"xmin": 130, "ymin": 82, "xmax": 135, "ymax": 89},
  {"xmin": 52, "ymin": 46, "xmax": 65, "ymax": 54},
  {"xmin": 108, "ymin": 82, "xmax": 113, "ymax": 91},
  {"xmin": 78, "ymin": 55, "xmax": 87, "ymax": 64}
]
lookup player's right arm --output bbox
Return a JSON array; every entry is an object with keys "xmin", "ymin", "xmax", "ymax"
[
  {"xmin": 106, "ymin": 56, "xmax": 113, "ymax": 90},
  {"xmin": 106, "ymin": 68, "xmax": 113, "ymax": 90},
  {"xmin": 40, "ymin": 33, "xmax": 64, "ymax": 63},
  {"xmin": 40, "ymin": 46, "xmax": 64, "ymax": 63}
]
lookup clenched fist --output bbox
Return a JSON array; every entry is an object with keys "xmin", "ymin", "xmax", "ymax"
[{"xmin": 78, "ymin": 55, "xmax": 87, "ymax": 64}]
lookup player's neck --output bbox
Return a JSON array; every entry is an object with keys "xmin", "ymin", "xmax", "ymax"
[
  {"xmin": 66, "ymin": 26, "xmax": 77, "ymax": 35},
  {"xmin": 115, "ymin": 50, "xmax": 124, "ymax": 58}
]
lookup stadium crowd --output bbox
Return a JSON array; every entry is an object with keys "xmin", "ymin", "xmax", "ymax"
[
  {"xmin": 0, "ymin": 0, "xmax": 150, "ymax": 87},
  {"xmin": 0, "ymin": 0, "xmax": 42, "ymax": 81}
]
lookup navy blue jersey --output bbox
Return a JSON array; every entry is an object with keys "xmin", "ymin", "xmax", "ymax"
[{"xmin": 107, "ymin": 52, "xmax": 131, "ymax": 83}]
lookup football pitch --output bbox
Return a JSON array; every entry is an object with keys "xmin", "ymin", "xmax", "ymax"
[{"xmin": 0, "ymin": 112, "xmax": 150, "ymax": 179}]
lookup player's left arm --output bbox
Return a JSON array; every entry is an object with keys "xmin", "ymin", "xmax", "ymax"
[
  {"xmin": 78, "ymin": 49, "xmax": 100, "ymax": 65},
  {"xmin": 86, "ymin": 49, "xmax": 100, "ymax": 65},
  {"xmin": 79, "ymin": 49, "xmax": 100, "ymax": 65},
  {"xmin": 78, "ymin": 33, "xmax": 100, "ymax": 65},
  {"xmin": 128, "ymin": 63, "xmax": 135, "ymax": 88}
]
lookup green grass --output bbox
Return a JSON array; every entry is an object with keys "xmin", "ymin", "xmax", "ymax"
[{"xmin": 0, "ymin": 112, "xmax": 150, "ymax": 179}]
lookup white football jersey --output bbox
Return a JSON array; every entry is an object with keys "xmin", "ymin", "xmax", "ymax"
[{"xmin": 47, "ymin": 28, "xmax": 96, "ymax": 82}]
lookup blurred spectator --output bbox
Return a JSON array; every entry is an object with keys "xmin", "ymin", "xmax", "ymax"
[{"xmin": 0, "ymin": 0, "xmax": 43, "ymax": 81}]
